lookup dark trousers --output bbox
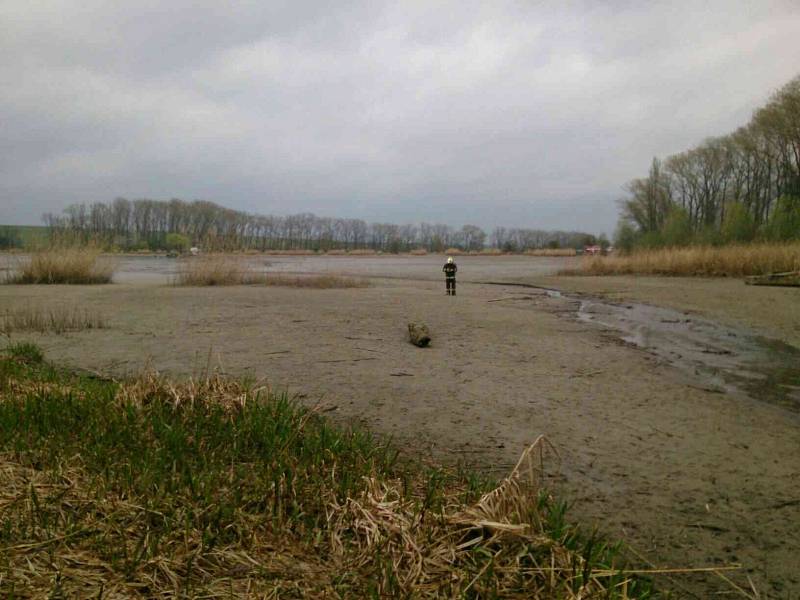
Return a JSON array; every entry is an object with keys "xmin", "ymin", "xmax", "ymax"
[{"xmin": 446, "ymin": 278, "xmax": 456, "ymax": 295}]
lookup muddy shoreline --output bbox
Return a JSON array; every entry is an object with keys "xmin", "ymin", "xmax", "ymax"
[{"xmin": 1, "ymin": 257, "xmax": 798, "ymax": 597}]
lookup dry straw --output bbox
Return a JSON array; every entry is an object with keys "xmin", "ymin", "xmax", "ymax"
[
  {"xmin": 173, "ymin": 255, "xmax": 367, "ymax": 287},
  {"xmin": 566, "ymin": 243, "xmax": 800, "ymax": 277},
  {"xmin": 172, "ymin": 255, "xmax": 268, "ymax": 285},
  {"xmin": 0, "ymin": 306, "xmax": 106, "ymax": 335},
  {"xmin": 263, "ymin": 249, "xmax": 316, "ymax": 255},
  {"xmin": 324, "ymin": 248, "xmax": 378, "ymax": 256},
  {"xmin": 525, "ymin": 248, "xmax": 578, "ymax": 257},
  {"xmin": 5, "ymin": 248, "xmax": 114, "ymax": 284}
]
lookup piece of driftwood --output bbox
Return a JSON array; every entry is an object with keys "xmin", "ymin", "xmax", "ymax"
[
  {"xmin": 408, "ymin": 322, "xmax": 431, "ymax": 347},
  {"xmin": 744, "ymin": 270, "xmax": 800, "ymax": 287}
]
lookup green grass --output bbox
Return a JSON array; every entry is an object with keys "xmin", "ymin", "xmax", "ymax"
[
  {"xmin": 5, "ymin": 341, "xmax": 45, "ymax": 364},
  {"xmin": 0, "ymin": 346, "xmax": 657, "ymax": 598}
]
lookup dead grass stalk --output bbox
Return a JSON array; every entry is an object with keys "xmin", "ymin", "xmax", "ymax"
[
  {"xmin": 172, "ymin": 255, "xmax": 267, "ymax": 285},
  {"xmin": 525, "ymin": 248, "xmax": 578, "ymax": 257},
  {"xmin": 564, "ymin": 243, "xmax": 800, "ymax": 277},
  {"xmin": 173, "ymin": 256, "xmax": 368, "ymax": 288},
  {"xmin": 0, "ymin": 306, "xmax": 106, "ymax": 335},
  {"xmin": 5, "ymin": 248, "xmax": 114, "ymax": 284}
]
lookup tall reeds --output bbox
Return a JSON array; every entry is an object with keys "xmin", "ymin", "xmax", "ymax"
[
  {"xmin": 173, "ymin": 255, "xmax": 266, "ymax": 285},
  {"xmin": 173, "ymin": 256, "xmax": 367, "ymax": 287},
  {"xmin": 1, "ymin": 306, "xmax": 106, "ymax": 335},
  {"xmin": 6, "ymin": 248, "xmax": 114, "ymax": 284},
  {"xmin": 525, "ymin": 248, "xmax": 578, "ymax": 257},
  {"xmin": 565, "ymin": 243, "xmax": 800, "ymax": 277}
]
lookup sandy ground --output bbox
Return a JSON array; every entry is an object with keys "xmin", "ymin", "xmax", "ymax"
[{"xmin": 1, "ymin": 257, "xmax": 798, "ymax": 598}]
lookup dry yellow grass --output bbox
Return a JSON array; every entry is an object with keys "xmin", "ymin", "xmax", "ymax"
[
  {"xmin": 566, "ymin": 243, "xmax": 800, "ymax": 277},
  {"xmin": 6, "ymin": 248, "xmax": 114, "ymax": 284},
  {"xmin": 444, "ymin": 247, "xmax": 464, "ymax": 255},
  {"xmin": 525, "ymin": 248, "xmax": 578, "ymax": 257},
  {"xmin": 173, "ymin": 256, "xmax": 367, "ymax": 288},
  {"xmin": 409, "ymin": 248, "xmax": 428, "ymax": 255},
  {"xmin": 173, "ymin": 256, "xmax": 266, "ymax": 286},
  {"xmin": 263, "ymin": 249, "xmax": 317, "ymax": 255},
  {"xmin": 323, "ymin": 248, "xmax": 378, "ymax": 256},
  {"xmin": 263, "ymin": 274, "xmax": 369, "ymax": 289},
  {"xmin": 1, "ymin": 305, "xmax": 106, "ymax": 335}
]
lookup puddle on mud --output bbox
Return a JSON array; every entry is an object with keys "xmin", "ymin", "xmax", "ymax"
[
  {"xmin": 482, "ymin": 281, "xmax": 800, "ymax": 412},
  {"xmin": 576, "ymin": 297, "xmax": 800, "ymax": 412}
]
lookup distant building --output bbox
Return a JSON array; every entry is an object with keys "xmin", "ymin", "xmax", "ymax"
[{"xmin": 584, "ymin": 245, "xmax": 602, "ymax": 255}]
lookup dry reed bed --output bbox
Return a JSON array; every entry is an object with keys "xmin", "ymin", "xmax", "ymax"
[
  {"xmin": 173, "ymin": 256, "xmax": 368, "ymax": 288},
  {"xmin": 4, "ymin": 249, "xmax": 114, "ymax": 284},
  {"xmin": 526, "ymin": 248, "xmax": 578, "ymax": 257},
  {"xmin": 1, "ymin": 306, "xmax": 106, "ymax": 335},
  {"xmin": 566, "ymin": 243, "xmax": 800, "ymax": 277},
  {"xmin": 0, "ymin": 355, "xmax": 666, "ymax": 599}
]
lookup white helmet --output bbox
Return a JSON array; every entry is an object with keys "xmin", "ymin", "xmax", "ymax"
[{"xmin": 447, "ymin": 257, "xmax": 454, "ymax": 264}]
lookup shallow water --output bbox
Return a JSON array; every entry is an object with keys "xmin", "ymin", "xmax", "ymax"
[
  {"xmin": 576, "ymin": 296, "xmax": 800, "ymax": 412},
  {"xmin": 98, "ymin": 254, "xmax": 574, "ymax": 284}
]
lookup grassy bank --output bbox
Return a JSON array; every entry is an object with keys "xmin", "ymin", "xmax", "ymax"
[
  {"xmin": 564, "ymin": 243, "xmax": 800, "ymax": 277},
  {"xmin": 4, "ymin": 248, "xmax": 114, "ymax": 284},
  {"xmin": 0, "ymin": 346, "xmax": 655, "ymax": 598}
]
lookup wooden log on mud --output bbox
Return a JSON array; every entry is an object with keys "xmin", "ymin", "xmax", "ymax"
[
  {"xmin": 744, "ymin": 270, "xmax": 800, "ymax": 287},
  {"xmin": 408, "ymin": 322, "xmax": 431, "ymax": 347}
]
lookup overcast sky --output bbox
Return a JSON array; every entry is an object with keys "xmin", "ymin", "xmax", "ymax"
[{"xmin": 2, "ymin": 1, "xmax": 799, "ymax": 234}]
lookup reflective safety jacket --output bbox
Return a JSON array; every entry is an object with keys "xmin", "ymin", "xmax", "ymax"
[{"xmin": 443, "ymin": 263, "xmax": 457, "ymax": 278}]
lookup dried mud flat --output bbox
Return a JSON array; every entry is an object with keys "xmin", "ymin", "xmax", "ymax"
[{"xmin": 1, "ymin": 256, "xmax": 799, "ymax": 598}]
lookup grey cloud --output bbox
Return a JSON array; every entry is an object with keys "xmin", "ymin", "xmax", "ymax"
[{"xmin": 2, "ymin": 0, "xmax": 799, "ymax": 234}]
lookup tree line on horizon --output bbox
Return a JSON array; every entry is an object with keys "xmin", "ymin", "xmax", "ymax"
[
  {"xmin": 33, "ymin": 198, "xmax": 601, "ymax": 253},
  {"xmin": 616, "ymin": 75, "xmax": 800, "ymax": 251}
]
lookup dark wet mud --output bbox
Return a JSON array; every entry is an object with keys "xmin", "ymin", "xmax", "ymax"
[
  {"xmin": 576, "ymin": 297, "xmax": 800, "ymax": 412},
  {"xmin": 485, "ymin": 282, "xmax": 800, "ymax": 412}
]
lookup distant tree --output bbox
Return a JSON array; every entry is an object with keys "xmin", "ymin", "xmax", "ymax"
[
  {"xmin": 763, "ymin": 196, "xmax": 800, "ymax": 241},
  {"xmin": 460, "ymin": 225, "xmax": 487, "ymax": 251},
  {"xmin": 721, "ymin": 202, "xmax": 756, "ymax": 243},
  {"xmin": 615, "ymin": 75, "xmax": 800, "ymax": 242},
  {"xmin": 695, "ymin": 225, "xmax": 724, "ymax": 247},
  {"xmin": 0, "ymin": 226, "xmax": 22, "ymax": 250},
  {"xmin": 638, "ymin": 230, "xmax": 665, "ymax": 249},
  {"xmin": 165, "ymin": 233, "xmax": 190, "ymax": 252},
  {"xmin": 660, "ymin": 206, "xmax": 693, "ymax": 247},
  {"xmin": 621, "ymin": 158, "xmax": 673, "ymax": 233},
  {"xmin": 614, "ymin": 219, "xmax": 639, "ymax": 254}
]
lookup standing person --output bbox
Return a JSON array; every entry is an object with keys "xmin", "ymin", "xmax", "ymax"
[{"xmin": 443, "ymin": 256, "xmax": 457, "ymax": 295}]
